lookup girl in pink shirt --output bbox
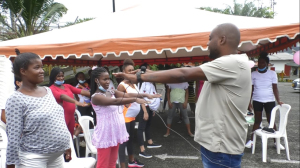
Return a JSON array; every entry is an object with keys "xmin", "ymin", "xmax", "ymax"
[{"xmin": 90, "ymin": 67, "xmax": 159, "ymax": 168}]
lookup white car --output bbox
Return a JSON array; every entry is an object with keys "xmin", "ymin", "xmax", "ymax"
[{"xmin": 292, "ymin": 78, "xmax": 300, "ymax": 90}]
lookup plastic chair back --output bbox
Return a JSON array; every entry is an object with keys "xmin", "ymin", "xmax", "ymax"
[
  {"xmin": 268, "ymin": 104, "xmax": 291, "ymax": 135},
  {"xmin": 64, "ymin": 132, "xmax": 96, "ymax": 168},
  {"xmin": 0, "ymin": 121, "xmax": 6, "ymax": 131},
  {"xmin": 0, "ymin": 126, "xmax": 8, "ymax": 168},
  {"xmin": 68, "ymin": 133, "xmax": 77, "ymax": 159},
  {"xmin": 78, "ymin": 116, "xmax": 96, "ymax": 155},
  {"xmin": 75, "ymin": 109, "xmax": 82, "ymax": 119}
]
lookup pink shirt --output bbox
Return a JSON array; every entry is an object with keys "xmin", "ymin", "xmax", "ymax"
[{"xmin": 91, "ymin": 91, "xmax": 129, "ymax": 148}]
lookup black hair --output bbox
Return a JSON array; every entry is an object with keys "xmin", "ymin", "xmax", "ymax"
[
  {"xmin": 90, "ymin": 67, "xmax": 108, "ymax": 99},
  {"xmin": 122, "ymin": 58, "xmax": 134, "ymax": 71},
  {"xmin": 12, "ymin": 52, "xmax": 40, "ymax": 78},
  {"xmin": 14, "ymin": 76, "xmax": 22, "ymax": 90},
  {"xmin": 118, "ymin": 65, "xmax": 123, "ymax": 72},
  {"xmin": 141, "ymin": 63, "xmax": 149, "ymax": 68},
  {"xmin": 104, "ymin": 67, "xmax": 109, "ymax": 72},
  {"xmin": 49, "ymin": 67, "xmax": 64, "ymax": 86},
  {"xmin": 88, "ymin": 69, "xmax": 92, "ymax": 76},
  {"xmin": 75, "ymin": 72, "xmax": 85, "ymax": 84},
  {"xmin": 258, "ymin": 51, "xmax": 270, "ymax": 64}
]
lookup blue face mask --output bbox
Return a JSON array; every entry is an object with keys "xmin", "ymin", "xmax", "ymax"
[
  {"xmin": 55, "ymin": 80, "xmax": 64, "ymax": 86},
  {"xmin": 99, "ymin": 85, "xmax": 107, "ymax": 92},
  {"xmin": 258, "ymin": 67, "xmax": 267, "ymax": 72},
  {"xmin": 96, "ymin": 79, "xmax": 107, "ymax": 92},
  {"xmin": 79, "ymin": 80, "xmax": 86, "ymax": 84}
]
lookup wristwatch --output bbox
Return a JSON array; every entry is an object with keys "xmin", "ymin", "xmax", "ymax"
[{"xmin": 136, "ymin": 66, "xmax": 147, "ymax": 83}]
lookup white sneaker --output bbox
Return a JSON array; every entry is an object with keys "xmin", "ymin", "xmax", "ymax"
[
  {"xmin": 245, "ymin": 140, "xmax": 253, "ymax": 148},
  {"xmin": 274, "ymin": 143, "xmax": 285, "ymax": 150}
]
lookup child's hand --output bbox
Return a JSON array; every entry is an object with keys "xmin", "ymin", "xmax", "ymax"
[
  {"xmin": 168, "ymin": 102, "xmax": 173, "ymax": 109},
  {"xmin": 183, "ymin": 102, "xmax": 187, "ymax": 109},
  {"xmin": 143, "ymin": 112, "xmax": 149, "ymax": 121},
  {"xmin": 75, "ymin": 101, "xmax": 87, "ymax": 107}
]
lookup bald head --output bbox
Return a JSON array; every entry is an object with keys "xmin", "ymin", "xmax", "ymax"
[
  {"xmin": 214, "ymin": 23, "xmax": 240, "ymax": 49},
  {"xmin": 207, "ymin": 23, "xmax": 240, "ymax": 59}
]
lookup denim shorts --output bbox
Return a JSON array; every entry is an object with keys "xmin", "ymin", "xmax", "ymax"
[{"xmin": 200, "ymin": 146, "xmax": 243, "ymax": 168}]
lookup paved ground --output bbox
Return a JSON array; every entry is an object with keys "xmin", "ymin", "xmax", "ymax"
[
  {"xmin": 126, "ymin": 82, "xmax": 299, "ymax": 168},
  {"xmin": 78, "ymin": 82, "xmax": 299, "ymax": 168}
]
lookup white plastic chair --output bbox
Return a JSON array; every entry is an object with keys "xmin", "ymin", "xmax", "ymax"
[
  {"xmin": 74, "ymin": 109, "xmax": 84, "ymax": 157},
  {"xmin": 0, "ymin": 126, "xmax": 8, "ymax": 168},
  {"xmin": 78, "ymin": 116, "xmax": 97, "ymax": 158},
  {"xmin": 0, "ymin": 121, "xmax": 6, "ymax": 131},
  {"xmin": 252, "ymin": 104, "xmax": 291, "ymax": 162},
  {"xmin": 64, "ymin": 132, "xmax": 96, "ymax": 168},
  {"xmin": 79, "ymin": 117, "xmax": 121, "ymax": 167}
]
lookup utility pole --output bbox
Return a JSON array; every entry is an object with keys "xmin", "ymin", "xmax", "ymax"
[
  {"xmin": 270, "ymin": 0, "xmax": 276, "ymax": 13},
  {"xmin": 112, "ymin": 0, "xmax": 115, "ymax": 12}
]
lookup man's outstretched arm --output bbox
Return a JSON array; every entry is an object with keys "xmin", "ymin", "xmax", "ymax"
[{"xmin": 114, "ymin": 67, "xmax": 207, "ymax": 84}]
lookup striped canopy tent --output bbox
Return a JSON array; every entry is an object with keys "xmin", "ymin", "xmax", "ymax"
[{"xmin": 0, "ymin": 1, "xmax": 299, "ymax": 67}]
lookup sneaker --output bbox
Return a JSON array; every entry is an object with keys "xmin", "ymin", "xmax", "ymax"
[
  {"xmin": 147, "ymin": 143, "xmax": 162, "ymax": 148},
  {"xmin": 274, "ymin": 143, "xmax": 285, "ymax": 150},
  {"xmin": 139, "ymin": 151, "xmax": 152, "ymax": 158},
  {"xmin": 163, "ymin": 134, "xmax": 170, "ymax": 137},
  {"xmin": 128, "ymin": 159, "xmax": 144, "ymax": 167},
  {"xmin": 245, "ymin": 140, "xmax": 253, "ymax": 148},
  {"xmin": 177, "ymin": 120, "xmax": 182, "ymax": 124},
  {"xmin": 247, "ymin": 111, "xmax": 254, "ymax": 116}
]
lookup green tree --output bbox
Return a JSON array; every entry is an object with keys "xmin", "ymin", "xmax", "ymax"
[
  {"xmin": 0, "ymin": 0, "xmax": 67, "ymax": 40},
  {"xmin": 200, "ymin": 0, "xmax": 275, "ymax": 18},
  {"xmin": 63, "ymin": 17, "xmax": 95, "ymax": 27}
]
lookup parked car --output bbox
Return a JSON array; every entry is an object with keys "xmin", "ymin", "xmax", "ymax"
[{"xmin": 292, "ymin": 78, "xmax": 300, "ymax": 90}]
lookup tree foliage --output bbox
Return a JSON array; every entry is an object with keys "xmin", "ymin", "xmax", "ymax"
[
  {"xmin": 63, "ymin": 17, "xmax": 95, "ymax": 27},
  {"xmin": 200, "ymin": 0, "xmax": 275, "ymax": 18},
  {"xmin": 0, "ymin": 0, "xmax": 67, "ymax": 41}
]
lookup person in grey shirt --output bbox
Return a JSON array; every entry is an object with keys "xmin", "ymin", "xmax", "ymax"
[
  {"xmin": 113, "ymin": 23, "xmax": 251, "ymax": 168},
  {"xmin": 5, "ymin": 52, "xmax": 70, "ymax": 168}
]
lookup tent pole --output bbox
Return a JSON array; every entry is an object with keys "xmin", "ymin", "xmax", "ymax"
[{"xmin": 112, "ymin": 0, "xmax": 115, "ymax": 12}]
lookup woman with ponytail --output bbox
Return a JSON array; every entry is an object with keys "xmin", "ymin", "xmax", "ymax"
[
  {"xmin": 90, "ymin": 67, "xmax": 159, "ymax": 168},
  {"xmin": 118, "ymin": 59, "xmax": 159, "ymax": 168},
  {"xmin": 49, "ymin": 67, "xmax": 90, "ymax": 136}
]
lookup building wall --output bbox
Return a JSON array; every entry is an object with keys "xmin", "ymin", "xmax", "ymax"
[{"xmin": 270, "ymin": 60, "xmax": 293, "ymax": 73}]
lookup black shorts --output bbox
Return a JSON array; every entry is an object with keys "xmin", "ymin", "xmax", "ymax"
[{"xmin": 253, "ymin": 100, "xmax": 276, "ymax": 113}]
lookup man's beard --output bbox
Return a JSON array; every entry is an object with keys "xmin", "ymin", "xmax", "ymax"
[{"xmin": 208, "ymin": 48, "xmax": 220, "ymax": 60}]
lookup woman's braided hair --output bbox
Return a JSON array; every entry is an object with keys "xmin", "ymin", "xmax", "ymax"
[{"xmin": 90, "ymin": 67, "xmax": 108, "ymax": 98}]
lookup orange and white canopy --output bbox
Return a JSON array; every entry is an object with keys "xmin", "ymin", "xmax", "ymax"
[{"xmin": 0, "ymin": 2, "xmax": 299, "ymax": 66}]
